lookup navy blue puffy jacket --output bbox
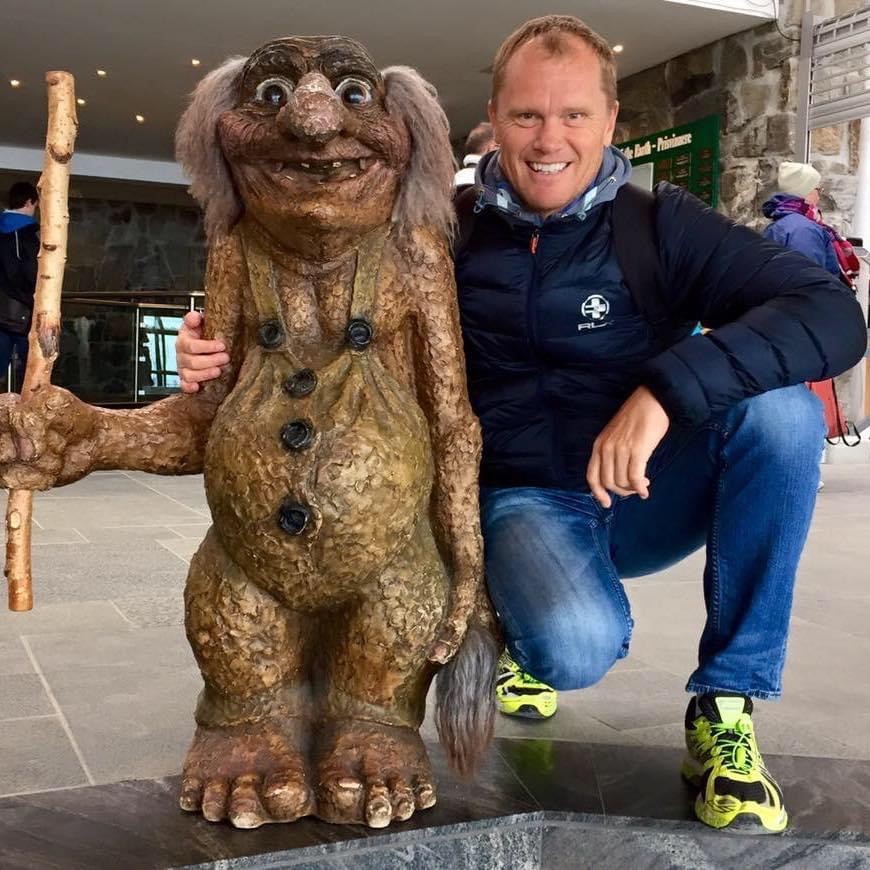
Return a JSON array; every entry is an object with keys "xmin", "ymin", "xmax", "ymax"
[{"xmin": 455, "ymin": 183, "xmax": 867, "ymax": 490}]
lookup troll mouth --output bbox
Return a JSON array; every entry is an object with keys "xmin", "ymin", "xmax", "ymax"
[{"xmin": 266, "ymin": 156, "xmax": 380, "ymax": 183}]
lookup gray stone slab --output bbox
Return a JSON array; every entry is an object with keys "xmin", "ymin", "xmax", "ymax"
[
  {"xmin": 781, "ymin": 619, "xmax": 870, "ymax": 712},
  {"xmin": 0, "ymin": 674, "xmax": 53, "ymax": 720},
  {"xmin": 541, "ymin": 819, "xmax": 870, "ymax": 870},
  {"xmin": 158, "ymin": 536, "xmax": 202, "ymax": 564},
  {"xmin": 112, "ymin": 587, "xmax": 186, "ymax": 628},
  {"xmin": 167, "ymin": 523, "xmax": 212, "ymax": 539},
  {"xmin": 0, "ymin": 601, "xmax": 129, "ymax": 639},
  {"xmin": 0, "ymin": 639, "xmax": 33, "ymax": 677},
  {"xmin": 0, "ymin": 717, "xmax": 88, "ymax": 795},
  {"xmin": 30, "ymin": 543, "xmax": 187, "ymax": 604},
  {"xmin": 43, "ymin": 664, "xmax": 201, "ymax": 784},
  {"xmin": 557, "ymin": 668, "xmax": 688, "ymax": 733},
  {"xmin": 622, "ymin": 580, "xmax": 706, "ymax": 680},
  {"xmin": 493, "ymin": 692, "xmax": 642, "ymax": 745},
  {"xmin": 35, "ymin": 472, "xmax": 149, "ymax": 499},
  {"xmin": 792, "ymin": 589, "xmax": 870, "ymax": 638},
  {"xmin": 26, "ymin": 625, "xmax": 195, "ymax": 674},
  {"xmin": 32, "ymin": 495, "xmax": 204, "ymax": 530},
  {"xmin": 248, "ymin": 825, "xmax": 542, "ymax": 870},
  {"xmin": 77, "ymin": 524, "xmax": 188, "ymax": 546},
  {"xmin": 29, "ymin": 527, "xmax": 89, "ymax": 546}
]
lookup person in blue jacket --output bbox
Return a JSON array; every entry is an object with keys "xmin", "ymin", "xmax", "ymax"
[
  {"xmin": 175, "ymin": 16, "xmax": 867, "ymax": 835},
  {"xmin": 762, "ymin": 161, "xmax": 840, "ymax": 276},
  {"xmin": 0, "ymin": 182, "xmax": 39, "ymax": 388}
]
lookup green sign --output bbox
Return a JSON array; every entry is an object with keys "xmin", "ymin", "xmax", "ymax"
[{"xmin": 616, "ymin": 115, "xmax": 720, "ymax": 207}]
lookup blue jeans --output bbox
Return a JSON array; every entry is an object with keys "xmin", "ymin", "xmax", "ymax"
[{"xmin": 481, "ymin": 386, "xmax": 825, "ymax": 699}]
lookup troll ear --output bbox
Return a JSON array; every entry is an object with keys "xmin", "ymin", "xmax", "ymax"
[
  {"xmin": 382, "ymin": 65, "xmax": 456, "ymax": 240},
  {"xmin": 175, "ymin": 57, "xmax": 246, "ymax": 242}
]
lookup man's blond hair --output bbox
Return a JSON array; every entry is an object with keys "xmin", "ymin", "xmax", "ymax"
[{"xmin": 491, "ymin": 15, "xmax": 618, "ymax": 106}]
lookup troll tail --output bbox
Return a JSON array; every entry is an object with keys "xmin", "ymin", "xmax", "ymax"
[{"xmin": 434, "ymin": 624, "xmax": 498, "ymax": 777}]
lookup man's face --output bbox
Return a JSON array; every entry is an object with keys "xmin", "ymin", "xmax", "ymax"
[{"xmin": 488, "ymin": 37, "xmax": 618, "ymax": 217}]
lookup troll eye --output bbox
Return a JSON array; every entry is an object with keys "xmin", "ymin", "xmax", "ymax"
[
  {"xmin": 335, "ymin": 77, "xmax": 373, "ymax": 107},
  {"xmin": 255, "ymin": 77, "xmax": 294, "ymax": 108}
]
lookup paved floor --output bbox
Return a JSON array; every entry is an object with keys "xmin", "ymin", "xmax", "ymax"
[{"xmin": 1, "ymin": 464, "xmax": 869, "ymax": 799}]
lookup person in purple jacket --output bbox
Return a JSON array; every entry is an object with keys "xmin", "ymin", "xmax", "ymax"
[{"xmin": 762, "ymin": 162, "xmax": 852, "ymax": 283}]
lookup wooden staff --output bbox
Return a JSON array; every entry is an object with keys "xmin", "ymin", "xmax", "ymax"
[{"xmin": 5, "ymin": 72, "xmax": 77, "ymax": 611}]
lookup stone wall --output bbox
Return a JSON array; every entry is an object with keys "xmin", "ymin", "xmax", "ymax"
[
  {"xmin": 64, "ymin": 197, "xmax": 206, "ymax": 295},
  {"xmin": 617, "ymin": 0, "xmax": 863, "ymax": 235}
]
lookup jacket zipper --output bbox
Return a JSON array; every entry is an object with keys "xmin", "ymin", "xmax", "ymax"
[{"xmin": 527, "ymin": 229, "xmax": 541, "ymax": 356}]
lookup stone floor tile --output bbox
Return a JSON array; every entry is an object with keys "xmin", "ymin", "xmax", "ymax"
[
  {"xmin": 0, "ymin": 717, "xmax": 88, "ymax": 795},
  {"xmin": 68, "ymin": 524, "xmax": 183, "ymax": 546},
  {"xmin": 30, "ymin": 545, "xmax": 187, "ymax": 604},
  {"xmin": 780, "ymin": 620, "xmax": 870, "ymax": 711},
  {"xmin": 32, "ymin": 496, "xmax": 204, "ymax": 530},
  {"xmin": 33, "ymin": 472, "xmax": 146, "ymax": 499},
  {"xmin": 166, "ymin": 522, "xmax": 212, "ymax": 539},
  {"xmin": 0, "ymin": 601, "xmax": 129, "ymax": 639},
  {"xmin": 157, "ymin": 537, "xmax": 201, "ymax": 564},
  {"xmin": 560, "ymin": 669, "xmax": 688, "ymax": 732},
  {"xmin": 0, "ymin": 674, "xmax": 53, "ymax": 720},
  {"xmin": 29, "ymin": 527, "xmax": 89, "ymax": 546},
  {"xmin": 0, "ymin": 640, "xmax": 33, "ymax": 677},
  {"xmin": 111, "ymin": 589, "xmax": 186, "ymax": 628},
  {"xmin": 42, "ymin": 664, "xmax": 202, "ymax": 784},
  {"xmin": 26, "ymin": 626, "xmax": 196, "ymax": 674}
]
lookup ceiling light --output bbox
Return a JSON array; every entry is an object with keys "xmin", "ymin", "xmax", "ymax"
[
  {"xmin": 613, "ymin": 44, "xmax": 624, "ymax": 54},
  {"xmin": 10, "ymin": 79, "xmax": 20, "ymax": 88},
  {"xmin": 96, "ymin": 69, "xmax": 107, "ymax": 77},
  {"xmin": 191, "ymin": 58, "xmax": 201, "ymax": 66},
  {"xmin": 135, "ymin": 114, "xmax": 145, "ymax": 123},
  {"xmin": 77, "ymin": 98, "xmax": 86, "ymax": 105}
]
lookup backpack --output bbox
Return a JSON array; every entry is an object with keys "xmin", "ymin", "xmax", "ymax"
[
  {"xmin": 0, "ymin": 226, "xmax": 36, "ymax": 335},
  {"xmin": 453, "ymin": 183, "xmax": 678, "ymax": 345}
]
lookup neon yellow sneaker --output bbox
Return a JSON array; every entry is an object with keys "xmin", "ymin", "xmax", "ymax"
[
  {"xmin": 681, "ymin": 694, "xmax": 788, "ymax": 834},
  {"xmin": 495, "ymin": 651, "xmax": 558, "ymax": 719}
]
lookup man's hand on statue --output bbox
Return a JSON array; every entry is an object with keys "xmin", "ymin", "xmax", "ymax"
[
  {"xmin": 0, "ymin": 387, "xmax": 97, "ymax": 490},
  {"xmin": 586, "ymin": 386, "xmax": 670, "ymax": 509},
  {"xmin": 177, "ymin": 311, "xmax": 229, "ymax": 394}
]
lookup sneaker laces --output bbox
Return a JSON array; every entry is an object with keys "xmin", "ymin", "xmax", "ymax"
[{"xmin": 701, "ymin": 718, "xmax": 757, "ymax": 774}]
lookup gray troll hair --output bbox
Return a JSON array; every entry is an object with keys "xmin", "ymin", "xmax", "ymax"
[
  {"xmin": 175, "ymin": 57, "xmax": 456, "ymax": 243},
  {"xmin": 175, "ymin": 56, "xmax": 246, "ymax": 242}
]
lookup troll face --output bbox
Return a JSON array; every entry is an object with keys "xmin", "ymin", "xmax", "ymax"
[{"xmin": 217, "ymin": 37, "xmax": 411, "ymax": 241}]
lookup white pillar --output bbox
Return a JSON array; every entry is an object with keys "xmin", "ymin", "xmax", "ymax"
[{"xmin": 854, "ymin": 117, "xmax": 870, "ymax": 245}]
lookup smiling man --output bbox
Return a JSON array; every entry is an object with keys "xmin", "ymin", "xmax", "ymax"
[{"xmin": 177, "ymin": 16, "xmax": 866, "ymax": 834}]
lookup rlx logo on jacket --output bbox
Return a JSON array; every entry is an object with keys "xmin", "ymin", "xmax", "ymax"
[{"xmin": 578, "ymin": 294, "xmax": 611, "ymax": 332}]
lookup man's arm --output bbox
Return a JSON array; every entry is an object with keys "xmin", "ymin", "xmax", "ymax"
[
  {"xmin": 644, "ymin": 184, "xmax": 866, "ymax": 428},
  {"xmin": 0, "ymin": 235, "xmax": 246, "ymax": 489},
  {"xmin": 91, "ymin": 233, "xmax": 248, "ymax": 473}
]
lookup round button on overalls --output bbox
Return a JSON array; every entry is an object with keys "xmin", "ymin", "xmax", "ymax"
[
  {"xmin": 258, "ymin": 319, "xmax": 284, "ymax": 349},
  {"xmin": 281, "ymin": 419, "xmax": 315, "ymax": 451},
  {"xmin": 283, "ymin": 368, "xmax": 318, "ymax": 398},
  {"xmin": 277, "ymin": 500, "xmax": 311, "ymax": 536},
  {"xmin": 346, "ymin": 317, "xmax": 373, "ymax": 349}
]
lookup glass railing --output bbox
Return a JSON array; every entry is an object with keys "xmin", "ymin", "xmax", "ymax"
[{"xmin": 3, "ymin": 291, "xmax": 204, "ymax": 406}]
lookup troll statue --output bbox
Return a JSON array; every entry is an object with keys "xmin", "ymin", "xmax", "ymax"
[{"xmin": 0, "ymin": 36, "xmax": 495, "ymax": 829}]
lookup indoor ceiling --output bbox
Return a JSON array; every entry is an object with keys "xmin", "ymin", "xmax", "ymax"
[{"xmin": 1, "ymin": 0, "xmax": 770, "ymax": 171}]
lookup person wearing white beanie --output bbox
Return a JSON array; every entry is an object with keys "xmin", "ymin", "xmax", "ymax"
[
  {"xmin": 762, "ymin": 161, "xmax": 856, "ymax": 284},
  {"xmin": 776, "ymin": 161, "xmax": 822, "ymax": 201}
]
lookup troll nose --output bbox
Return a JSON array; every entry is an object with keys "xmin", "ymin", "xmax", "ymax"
[{"xmin": 278, "ymin": 72, "xmax": 344, "ymax": 146}]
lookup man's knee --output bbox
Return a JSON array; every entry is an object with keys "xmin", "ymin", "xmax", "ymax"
[
  {"xmin": 512, "ymin": 611, "xmax": 629, "ymax": 691},
  {"xmin": 727, "ymin": 385, "xmax": 825, "ymax": 463}
]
